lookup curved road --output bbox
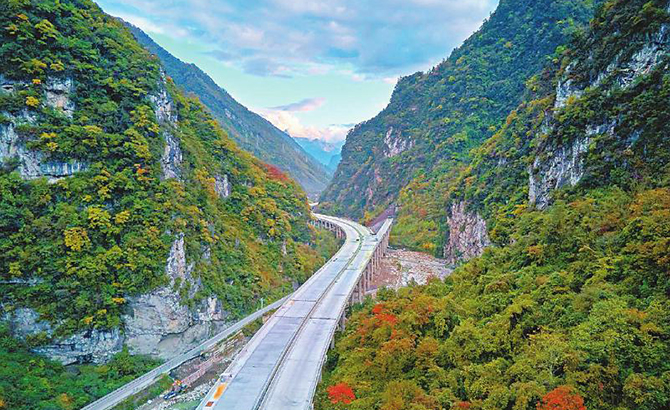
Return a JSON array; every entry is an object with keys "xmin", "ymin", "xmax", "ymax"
[{"xmin": 197, "ymin": 214, "xmax": 392, "ymax": 410}]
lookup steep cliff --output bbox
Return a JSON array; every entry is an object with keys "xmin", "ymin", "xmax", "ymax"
[
  {"xmin": 319, "ymin": 0, "xmax": 599, "ymax": 219},
  {"xmin": 0, "ymin": 0, "xmax": 324, "ymax": 365},
  {"xmin": 316, "ymin": 2, "xmax": 670, "ymax": 409},
  {"xmin": 125, "ymin": 24, "xmax": 332, "ymax": 196}
]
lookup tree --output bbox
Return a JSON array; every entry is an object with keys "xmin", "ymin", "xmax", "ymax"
[
  {"xmin": 327, "ymin": 382, "xmax": 355, "ymax": 404},
  {"xmin": 537, "ymin": 386, "xmax": 586, "ymax": 410}
]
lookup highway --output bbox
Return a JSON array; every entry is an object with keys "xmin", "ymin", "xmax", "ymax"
[
  {"xmin": 197, "ymin": 214, "xmax": 392, "ymax": 410},
  {"xmin": 80, "ymin": 296, "xmax": 290, "ymax": 410}
]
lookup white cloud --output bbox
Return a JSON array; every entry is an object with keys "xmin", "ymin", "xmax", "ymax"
[
  {"xmin": 259, "ymin": 107, "xmax": 349, "ymax": 143},
  {"xmin": 99, "ymin": 0, "xmax": 498, "ymax": 79},
  {"xmin": 114, "ymin": 12, "xmax": 165, "ymax": 34}
]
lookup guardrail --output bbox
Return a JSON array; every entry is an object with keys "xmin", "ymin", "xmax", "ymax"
[{"xmin": 80, "ymin": 295, "xmax": 289, "ymax": 410}]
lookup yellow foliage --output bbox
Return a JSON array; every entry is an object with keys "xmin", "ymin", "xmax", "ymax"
[
  {"xmin": 32, "ymin": 78, "xmax": 41, "ymax": 85},
  {"xmin": 57, "ymin": 393, "xmax": 74, "ymax": 410},
  {"xmin": 50, "ymin": 60, "xmax": 65, "ymax": 71},
  {"xmin": 8, "ymin": 262, "xmax": 21, "ymax": 277},
  {"xmin": 87, "ymin": 207, "xmax": 111, "ymax": 229},
  {"xmin": 82, "ymin": 316, "xmax": 94, "ymax": 325},
  {"xmin": 64, "ymin": 227, "xmax": 90, "ymax": 251},
  {"xmin": 25, "ymin": 96, "xmax": 39, "ymax": 107},
  {"xmin": 23, "ymin": 58, "xmax": 47, "ymax": 75},
  {"xmin": 114, "ymin": 210, "xmax": 131, "ymax": 225},
  {"xmin": 112, "ymin": 297, "xmax": 126, "ymax": 304}
]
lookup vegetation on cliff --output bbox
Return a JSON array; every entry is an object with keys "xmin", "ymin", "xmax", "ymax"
[
  {"xmin": 319, "ymin": 0, "xmax": 599, "ymax": 220},
  {"xmin": 316, "ymin": 1, "xmax": 670, "ymax": 409},
  {"xmin": 0, "ymin": 0, "xmax": 323, "ymax": 338},
  {"xmin": 124, "ymin": 24, "xmax": 332, "ymax": 196}
]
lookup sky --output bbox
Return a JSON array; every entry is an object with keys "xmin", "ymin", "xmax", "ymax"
[{"xmin": 96, "ymin": 0, "xmax": 499, "ymax": 143}]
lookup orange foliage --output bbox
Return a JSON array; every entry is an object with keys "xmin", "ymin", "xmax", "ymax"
[
  {"xmin": 372, "ymin": 303, "xmax": 385, "ymax": 315},
  {"xmin": 264, "ymin": 163, "xmax": 290, "ymax": 183},
  {"xmin": 377, "ymin": 313, "xmax": 398, "ymax": 325},
  {"xmin": 537, "ymin": 386, "xmax": 586, "ymax": 410},
  {"xmin": 328, "ymin": 382, "xmax": 356, "ymax": 404},
  {"xmin": 455, "ymin": 402, "xmax": 472, "ymax": 409}
]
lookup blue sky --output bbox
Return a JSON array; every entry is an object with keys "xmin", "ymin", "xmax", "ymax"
[{"xmin": 97, "ymin": 0, "xmax": 498, "ymax": 142}]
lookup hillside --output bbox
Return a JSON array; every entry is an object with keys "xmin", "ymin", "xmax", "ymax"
[
  {"xmin": 0, "ymin": 1, "xmax": 336, "ymax": 407},
  {"xmin": 316, "ymin": 1, "xmax": 670, "ymax": 409},
  {"xmin": 319, "ymin": 0, "xmax": 599, "ymax": 219},
  {"xmin": 125, "ymin": 24, "xmax": 332, "ymax": 196}
]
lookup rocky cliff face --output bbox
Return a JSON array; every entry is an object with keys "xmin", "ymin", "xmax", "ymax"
[
  {"xmin": 0, "ymin": 76, "xmax": 87, "ymax": 182},
  {"xmin": 1, "ymin": 75, "xmax": 234, "ymax": 365},
  {"xmin": 151, "ymin": 74, "xmax": 183, "ymax": 181},
  {"xmin": 529, "ymin": 132, "xmax": 590, "ymax": 209},
  {"xmin": 443, "ymin": 201, "xmax": 491, "ymax": 265},
  {"xmin": 383, "ymin": 127, "xmax": 413, "ymax": 158},
  {"xmin": 122, "ymin": 234, "xmax": 229, "ymax": 359},
  {"xmin": 529, "ymin": 16, "xmax": 669, "ymax": 209},
  {"xmin": 4, "ymin": 234, "xmax": 230, "ymax": 364}
]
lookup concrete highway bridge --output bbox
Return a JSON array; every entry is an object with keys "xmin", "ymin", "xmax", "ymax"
[{"xmin": 197, "ymin": 213, "xmax": 392, "ymax": 410}]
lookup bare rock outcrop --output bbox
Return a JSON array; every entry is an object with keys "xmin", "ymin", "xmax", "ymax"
[
  {"xmin": 443, "ymin": 201, "xmax": 491, "ymax": 265},
  {"xmin": 214, "ymin": 174, "xmax": 231, "ymax": 199},
  {"xmin": 383, "ymin": 127, "xmax": 413, "ymax": 158},
  {"xmin": 3, "ymin": 308, "xmax": 123, "ymax": 365},
  {"xmin": 150, "ymin": 74, "xmax": 183, "ymax": 181},
  {"xmin": 528, "ymin": 135, "xmax": 590, "ymax": 209}
]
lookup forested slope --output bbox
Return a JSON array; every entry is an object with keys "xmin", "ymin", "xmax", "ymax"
[
  {"xmin": 316, "ymin": 1, "xmax": 670, "ymax": 409},
  {"xmin": 319, "ymin": 0, "xmax": 598, "ymax": 220},
  {"xmin": 126, "ymin": 24, "xmax": 332, "ymax": 196},
  {"xmin": 0, "ymin": 2, "xmax": 339, "ymax": 407}
]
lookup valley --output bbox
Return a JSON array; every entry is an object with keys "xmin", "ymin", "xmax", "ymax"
[{"xmin": 1, "ymin": 0, "xmax": 669, "ymax": 409}]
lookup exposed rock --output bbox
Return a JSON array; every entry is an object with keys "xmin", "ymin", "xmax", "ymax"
[
  {"xmin": 556, "ymin": 24, "xmax": 669, "ymax": 110},
  {"xmin": 4, "ymin": 308, "xmax": 122, "ymax": 365},
  {"xmin": 34, "ymin": 328, "xmax": 123, "ymax": 365},
  {"xmin": 383, "ymin": 127, "xmax": 413, "ymax": 158},
  {"xmin": 44, "ymin": 77, "xmax": 75, "ymax": 117},
  {"xmin": 0, "ymin": 74, "xmax": 17, "ymax": 93},
  {"xmin": 149, "ymin": 74, "xmax": 178, "ymax": 126},
  {"xmin": 554, "ymin": 68, "xmax": 582, "ymax": 109},
  {"xmin": 529, "ymin": 135, "xmax": 590, "ymax": 209},
  {"xmin": 443, "ymin": 201, "xmax": 491, "ymax": 265},
  {"xmin": 595, "ymin": 24, "xmax": 669, "ymax": 90},
  {"xmin": 151, "ymin": 75, "xmax": 183, "ymax": 181},
  {"xmin": 0, "ymin": 111, "xmax": 87, "ymax": 182},
  {"xmin": 214, "ymin": 174, "xmax": 230, "ymax": 199},
  {"xmin": 160, "ymin": 131, "xmax": 182, "ymax": 180},
  {"xmin": 123, "ymin": 234, "xmax": 229, "ymax": 359}
]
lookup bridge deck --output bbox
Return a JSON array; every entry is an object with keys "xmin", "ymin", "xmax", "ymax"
[{"xmin": 198, "ymin": 215, "xmax": 391, "ymax": 410}]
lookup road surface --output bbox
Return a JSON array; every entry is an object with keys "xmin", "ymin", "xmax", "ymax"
[
  {"xmin": 197, "ymin": 214, "xmax": 392, "ymax": 410},
  {"xmin": 80, "ymin": 296, "xmax": 289, "ymax": 410}
]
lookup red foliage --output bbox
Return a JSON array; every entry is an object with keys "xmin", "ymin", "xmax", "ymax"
[
  {"xmin": 372, "ymin": 304, "xmax": 385, "ymax": 315},
  {"xmin": 377, "ymin": 313, "xmax": 398, "ymax": 325},
  {"xmin": 264, "ymin": 163, "xmax": 290, "ymax": 183},
  {"xmin": 455, "ymin": 402, "xmax": 471, "ymax": 409},
  {"xmin": 328, "ymin": 382, "xmax": 356, "ymax": 404},
  {"xmin": 537, "ymin": 386, "xmax": 586, "ymax": 410}
]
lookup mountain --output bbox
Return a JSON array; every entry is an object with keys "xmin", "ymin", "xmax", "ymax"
[
  {"xmin": 319, "ymin": 0, "xmax": 600, "ymax": 219},
  {"xmin": 293, "ymin": 136, "xmax": 344, "ymax": 172},
  {"xmin": 125, "ymin": 24, "xmax": 332, "ymax": 196},
  {"xmin": 316, "ymin": 0, "xmax": 670, "ymax": 409},
  {"xmin": 0, "ymin": 0, "xmax": 333, "ymax": 407}
]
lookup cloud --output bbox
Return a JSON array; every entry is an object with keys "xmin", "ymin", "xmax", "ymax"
[
  {"xmin": 259, "ymin": 103, "xmax": 349, "ymax": 143},
  {"xmin": 271, "ymin": 98, "xmax": 326, "ymax": 112},
  {"xmin": 98, "ymin": 0, "xmax": 498, "ymax": 78},
  {"xmin": 113, "ymin": 12, "xmax": 165, "ymax": 34}
]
